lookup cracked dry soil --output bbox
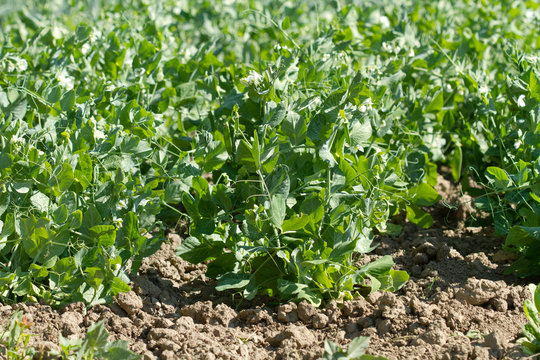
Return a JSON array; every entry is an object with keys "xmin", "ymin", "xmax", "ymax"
[{"xmin": 1, "ymin": 173, "xmax": 538, "ymax": 360}]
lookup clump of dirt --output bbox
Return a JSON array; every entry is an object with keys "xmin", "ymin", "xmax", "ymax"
[{"xmin": 0, "ymin": 173, "xmax": 536, "ymax": 360}]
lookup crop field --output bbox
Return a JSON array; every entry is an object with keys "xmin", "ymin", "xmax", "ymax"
[{"xmin": 0, "ymin": 0, "xmax": 539, "ymax": 358}]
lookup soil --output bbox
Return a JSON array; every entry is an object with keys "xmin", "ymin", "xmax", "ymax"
[{"xmin": 1, "ymin": 172, "xmax": 538, "ymax": 360}]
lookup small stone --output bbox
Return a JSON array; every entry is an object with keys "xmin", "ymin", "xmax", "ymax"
[
  {"xmin": 421, "ymin": 328, "xmax": 447, "ymax": 345},
  {"xmin": 419, "ymin": 242, "xmax": 438, "ymax": 258},
  {"xmin": 448, "ymin": 248, "xmax": 464, "ymax": 260},
  {"xmin": 413, "ymin": 253, "xmax": 429, "ymax": 265},
  {"xmin": 345, "ymin": 321, "xmax": 358, "ymax": 334},
  {"xmin": 297, "ymin": 301, "xmax": 316, "ymax": 322},
  {"xmin": 325, "ymin": 300, "xmax": 341, "ymax": 323},
  {"xmin": 379, "ymin": 292, "xmax": 397, "ymax": 306},
  {"xmin": 484, "ymin": 330, "xmax": 507, "ymax": 358},
  {"xmin": 367, "ymin": 292, "xmax": 383, "ymax": 305},
  {"xmin": 437, "ymin": 245, "xmax": 451, "ymax": 261},
  {"xmin": 411, "ymin": 265, "xmax": 423, "ymax": 276},
  {"xmin": 153, "ymin": 317, "xmax": 174, "ymax": 328},
  {"xmin": 445, "ymin": 311, "xmax": 468, "ymax": 330},
  {"xmin": 61, "ymin": 311, "xmax": 83, "ymax": 336},
  {"xmin": 116, "ymin": 291, "xmax": 143, "ymax": 316},
  {"xmin": 312, "ymin": 313, "xmax": 329, "ymax": 329},
  {"xmin": 142, "ymin": 352, "xmax": 158, "ymax": 360},
  {"xmin": 489, "ymin": 297, "xmax": 508, "ymax": 312},
  {"xmin": 376, "ymin": 319, "xmax": 392, "ymax": 335},
  {"xmin": 472, "ymin": 346, "xmax": 490, "ymax": 359},
  {"xmin": 455, "ymin": 278, "xmax": 506, "ymax": 306},
  {"xmin": 277, "ymin": 303, "xmax": 299, "ymax": 323},
  {"xmin": 267, "ymin": 325, "xmax": 316, "ymax": 347},
  {"xmin": 161, "ymin": 350, "xmax": 178, "ymax": 360},
  {"xmin": 420, "ymin": 268, "xmax": 438, "ymax": 278},
  {"xmin": 358, "ymin": 316, "xmax": 374, "ymax": 329},
  {"xmin": 342, "ymin": 298, "xmax": 370, "ymax": 317},
  {"xmin": 237, "ymin": 308, "xmax": 272, "ymax": 324}
]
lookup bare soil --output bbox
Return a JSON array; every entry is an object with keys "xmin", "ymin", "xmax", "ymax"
[{"xmin": 1, "ymin": 173, "xmax": 537, "ymax": 360}]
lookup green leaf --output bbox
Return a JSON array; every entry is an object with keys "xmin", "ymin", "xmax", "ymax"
[
  {"xmin": 277, "ymin": 279, "xmax": 322, "ymax": 306},
  {"xmin": 12, "ymin": 182, "xmax": 31, "ymax": 194},
  {"xmin": 269, "ymin": 194, "xmax": 287, "ymax": 229},
  {"xmin": 345, "ymin": 336, "xmax": 370, "ymax": 358},
  {"xmin": 60, "ymin": 89, "xmax": 76, "ymax": 112},
  {"xmin": 110, "ymin": 277, "xmax": 130, "ymax": 296},
  {"xmin": 409, "ymin": 183, "xmax": 441, "ymax": 206},
  {"xmin": 49, "ymin": 163, "xmax": 75, "ymax": 197},
  {"xmin": 30, "ymin": 191, "xmax": 50, "ymax": 213},
  {"xmin": 53, "ymin": 204, "xmax": 68, "ymax": 224},
  {"xmin": 235, "ymin": 140, "xmax": 257, "ymax": 172},
  {"xmin": 203, "ymin": 140, "xmax": 228, "ymax": 173},
  {"xmin": 216, "ymin": 273, "xmax": 253, "ymax": 291},
  {"xmin": 266, "ymin": 165, "xmax": 290, "ymax": 197},
  {"xmin": 181, "ymin": 193, "xmax": 200, "ymax": 218},
  {"xmin": 406, "ymin": 205, "xmax": 433, "ymax": 228},
  {"xmin": 486, "ymin": 166, "xmax": 511, "ymax": 190},
  {"xmin": 74, "ymin": 151, "xmax": 93, "ymax": 191},
  {"xmin": 348, "ymin": 118, "xmax": 372, "ymax": 147},
  {"xmin": 424, "ymin": 90, "xmax": 444, "ymax": 113},
  {"xmin": 176, "ymin": 236, "xmax": 219, "ymax": 264},
  {"xmin": 506, "ymin": 226, "xmax": 540, "ymax": 248},
  {"xmin": 451, "ymin": 146, "xmax": 462, "ymax": 182},
  {"xmin": 528, "ymin": 69, "xmax": 540, "ymax": 102},
  {"xmin": 81, "ymin": 206, "xmax": 101, "ymax": 233},
  {"xmin": 281, "ymin": 16, "xmax": 290, "ymax": 30},
  {"xmin": 282, "ymin": 110, "xmax": 307, "ymax": 146},
  {"xmin": 81, "ymin": 321, "xmax": 111, "ymax": 354},
  {"xmin": 282, "ymin": 214, "xmax": 310, "ymax": 232},
  {"xmin": 89, "ymin": 225, "xmax": 116, "ymax": 246}
]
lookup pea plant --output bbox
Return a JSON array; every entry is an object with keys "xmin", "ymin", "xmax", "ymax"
[{"xmin": 0, "ymin": 0, "xmax": 538, "ymax": 308}]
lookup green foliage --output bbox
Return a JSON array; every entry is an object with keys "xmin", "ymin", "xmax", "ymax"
[
  {"xmin": 0, "ymin": 311, "xmax": 35, "ymax": 360},
  {"xmin": 519, "ymin": 283, "xmax": 540, "ymax": 356},
  {"xmin": 55, "ymin": 321, "xmax": 140, "ymax": 360},
  {"xmin": 0, "ymin": 313, "xmax": 139, "ymax": 360},
  {"xmin": 0, "ymin": 0, "xmax": 538, "ymax": 308},
  {"xmin": 323, "ymin": 336, "xmax": 387, "ymax": 360}
]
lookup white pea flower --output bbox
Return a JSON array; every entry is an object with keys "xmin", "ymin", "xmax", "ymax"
[
  {"xmin": 364, "ymin": 98, "xmax": 373, "ymax": 108},
  {"xmin": 94, "ymin": 129, "xmax": 106, "ymax": 140},
  {"xmin": 444, "ymin": 84, "xmax": 453, "ymax": 93},
  {"xmin": 116, "ymin": 199, "xmax": 127, "ymax": 210},
  {"xmin": 81, "ymin": 43, "xmax": 91, "ymax": 55},
  {"xmin": 15, "ymin": 57, "xmax": 28, "ymax": 72},
  {"xmin": 6, "ymin": 62, "xmax": 15, "ymax": 72},
  {"xmin": 478, "ymin": 86, "xmax": 489, "ymax": 96},
  {"xmin": 408, "ymin": 49, "xmax": 415, "ymax": 57},
  {"xmin": 10, "ymin": 134, "xmax": 24, "ymax": 145},
  {"xmin": 359, "ymin": 98, "xmax": 373, "ymax": 113},
  {"xmin": 89, "ymin": 30, "xmax": 100, "ymax": 43},
  {"xmin": 113, "ymin": 217, "xmax": 123, "ymax": 227},
  {"xmin": 382, "ymin": 42, "xmax": 393, "ymax": 53},
  {"xmin": 379, "ymin": 15, "xmax": 390, "ymax": 29},
  {"xmin": 56, "ymin": 69, "xmax": 74, "ymax": 90},
  {"xmin": 241, "ymin": 70, "xmax": 263, "ymax": 87},
  {"xmin": 517, "ymin": 94, "xmax": 526, "ymax": 108}
]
